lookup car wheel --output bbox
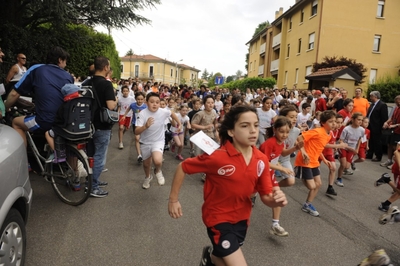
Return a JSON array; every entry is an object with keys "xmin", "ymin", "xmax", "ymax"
[{"xmin": 0, "ymin": 208, "xmax": 26, "ymax": 266}]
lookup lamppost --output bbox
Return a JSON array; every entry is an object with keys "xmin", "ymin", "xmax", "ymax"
[{"xmin": 175, "ymin": 59, "xmax": 183, "ymax": 85}]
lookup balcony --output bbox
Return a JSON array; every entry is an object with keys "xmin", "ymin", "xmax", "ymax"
[
  {"xmin": 270, "ymin": 59, "xmax": 279, "ymax": 74},
  {"xmin": 259, "ymin": 43, "xmax": 266, "ymax": 55},
  {"xmin": 258, "ymin": 65, "xmax": 264, "ymax": 75},
  {"xmin": 272, "ymin": 33, "xmax": 281, "ymax": 49}
]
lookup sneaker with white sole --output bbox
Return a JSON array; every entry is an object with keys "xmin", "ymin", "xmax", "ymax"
[
  {"xmin": 118, "ymin": 142, "xmax": 123, "ymax": 149},
  {"xmin": 302, "ymin": 203, "xmax": 319, "ymax": 217},
  {"xmin": 142, "ymin": 176, "xmax": 153, "ymax": 189},
  {"xmin": 343, "ymin": 169, "xmax": 353, "ymax": 175},
  {"xmin": 335, "ymin": 179, "xmax": 344, "ymax": 187},
  {"xmin": 270, "ymin": 224, "xmax": 289, "ymax": 237},
  {"xmin": 199, "ymin": 246, "xmax": 213, "ymax": 266},
  {"xmin": 137, "ymin": 155, "xmax": 143, "ymax": 164},
  {"xmin": 380, "ymin": 160, "xmax": 393, "ymax": 167},
  {"xmin": 379, "ymin": 206, "xmax": 400, "ymax": 224},
  {"xmin": 154, "ymin": 170, "xmax": 165, "ymax": 185}
]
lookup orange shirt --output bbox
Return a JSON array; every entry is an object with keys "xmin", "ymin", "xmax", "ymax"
[
  {"xmin": 151, "ymin": 86, "xmax": 159, "ymax": 93},
  {"xmin": 353, "ymin": 97, "xmax": 370, "ymax": 117},
  {"xmin": 295, "ymin": 127, "xmax": 331, "ymax": 168}
]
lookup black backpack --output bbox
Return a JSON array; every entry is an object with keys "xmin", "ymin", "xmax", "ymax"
[{"xmin": 52, "ymin": 88, "xmax": 94, "ymax": 141}]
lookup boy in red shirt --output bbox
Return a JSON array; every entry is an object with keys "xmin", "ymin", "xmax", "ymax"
[
  {"xmin": 295, "ymin": 110, "xmax": 336, "ymax": 217},
  {"xmin": 168, "ymin": 105, "xmax": 287, "ymax": 266}
]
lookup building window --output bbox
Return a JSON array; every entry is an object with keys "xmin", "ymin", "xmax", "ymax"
[
  {"xmin": 370, "ymin": 69, "xmax": 377, "ymax": 84},
  {"xmin": 373, "ymin": 35, "xmax": 381, "ymax": 52},
  {"xmin": 300, "ymin": 9, "xmax": 304, "ymax": 23},
  {"xmin": 305, "ymin": 66, "xmax": 312, "ymax": 82},
  {"xmin": 120, "ymin": 64, "xmax": 124, "ymax": 73},
  {"xmin": 289, "ymin": 17, "xmax": 292, "ymax": 30},
  {"xmin": 149, "ymin": 66, "xmax": 154, "ymax": 77},
  {"xmin": 311, "ymin": 0, "xmax": 318, "ymax": 16},
  {"xmin": 308, "ymin": 33, "xmax": 315, "ymax": 50},
  {"xmin": 287, "ymin": 44, "xmax": 290, "ymax": 58},
  {"xmin": 254, "ymin": 60, "xmax": 256, "ymax": 71},
  {"xmin": 377, "ymin": 0, "xmax": 385, "ymax": 17},
  {"xmin": 295, "ymin": 68, "xmax": 299, "ymax": 84},
  {"xmin": 134, "ymin": 65, "xmax": 139, "ymax": 78},
  {"xmin": 250, "ymin": 62, "xmax": 253, "ymax": 72},
  {"xmin": 298, "ymin": 38, "xmax": 302, "ymax": 53},
  {"xmin": 170, "ymin": 68, "xmax": 173, "ymax": 77},
  {"xmin": 176, "ymin": 69, "xmax": 178, "ymax": 78}
]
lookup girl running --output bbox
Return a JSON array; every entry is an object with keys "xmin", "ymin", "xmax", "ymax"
[
  {"xmin": 335, "ymin": 112, "xmax": 365, "ymax": 187},
  {"xmin": 168, "ymin": 105, "xmax": 287, "ymax": 266},
  {"xmin": 170, "ymin": 105, "xmax": 191, "ymax": 161},
  {"xmin": 257, "ymin": 97, "xmax": 277, "ymax": 145},
  {"xmin": 259, "ymin": 116, "xmax": 293, "ymax": 237}
]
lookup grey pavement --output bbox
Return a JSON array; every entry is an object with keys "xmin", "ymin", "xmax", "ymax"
[{"xmin": 26, "ymin": 127, "xmax": 400, "ymax": 265}]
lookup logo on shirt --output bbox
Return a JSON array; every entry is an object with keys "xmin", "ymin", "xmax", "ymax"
[
  {"xmin": 217, "ymin": 165, "xmax": 235, "ymax": 176},
  {"xmin": 257, "ymin": 160, "xmax": 265, "ymax": 177},
  {"xmin": 221, "ymin": 240, "xmax": 231, "ymax": 249}
]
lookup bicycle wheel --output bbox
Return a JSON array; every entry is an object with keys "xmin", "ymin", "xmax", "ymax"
[{"xmin": 50, "ymin": 144, "xmax": 92, "ymax": 206}]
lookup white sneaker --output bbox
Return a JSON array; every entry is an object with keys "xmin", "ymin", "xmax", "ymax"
[
  {"xmin": 270, "ymin": 224, "xmax": 289, "ymax": 237},
  {"xmin": 154, "ymin": 170, "xmax": 165, "ymax": 185},
  {"xmin": 142, "ymin": 176, "xmax": 153, "ymax": 189},
  {"xmin": 118, "ymin": 142, "xmax": 123, "ymax": 149}
]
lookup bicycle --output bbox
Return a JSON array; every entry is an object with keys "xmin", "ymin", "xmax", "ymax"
[{"xmin": 7, "ymin": 91, "xmax": 94, "ymax": 206}]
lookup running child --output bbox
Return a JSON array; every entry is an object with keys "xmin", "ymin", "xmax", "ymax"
[
  {"xmin": 117, "ymin": 85, "xmax": 135, "ymax": 149},
  {"xmin": 170, "ymin": 105, "xmax": 191, "ymax": 161},
  {"xmin": 297, "ymin": 103, "xmax": 311, "ymax": 132},
  {"xmin": 295, "ymin": 110, "xmax": 336, "ymax": 217},
  {"xmin": 135, "ymin": 92, "xmax": 181, "ymax": 189},
  {"xmin": 188, "ymin": 98, "xmax": 202, "ymax": 157},
  {"xmin": 352, "ymin": 117, "xmax": 370, "ymax": 168},
  {"xmin": 259, "ymin": 116, "xmax": 293, "ymax": 237},
  {"xmin": 310, "ymin": 111, "xmax": 321, "ymax": 129},
  {"xmin": 335, "ymin": 112, "xmax": 365, "ymax": 187},
  {"xmin": 257, "ymin": 97, "xmax": 277, "ymax": 145},
  {"xmin": 122, "ymin": 91, "xmax": 147, "ymax": 163},
  {"xmin": 375, "ymin": 141, "xmax": 400, "ymax": 213},
  {"xmin": 168, "ymin": 105, "xmax": 287, "ymax": 266},
  {"xmin": 191, "ymin": 95, "xmax": 219, "ymax": 157}
]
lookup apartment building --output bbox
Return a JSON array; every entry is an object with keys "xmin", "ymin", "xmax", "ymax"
[
  {"xmin": 247, "ymin": 0, "xmax": 400, "ymax": 96},
  {"xmin": 120, "ymin": 54, "xmax": 200, "ymax": 86}
]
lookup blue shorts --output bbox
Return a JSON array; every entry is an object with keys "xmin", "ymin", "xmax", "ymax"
[
  {"xmin": 295, "ymin": 166, "xmax": 320, "ymax": 180},
  {"xmin": 24, "ymin": 115, "xmax": 41, "ymax": 132},
  {"xmin": 207, "ymin": 220, "xmax": 248, "ymax": 258}
]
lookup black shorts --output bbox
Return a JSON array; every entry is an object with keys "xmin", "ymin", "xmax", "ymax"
[
  {"xmin": 132, "ymin": 124, "xmax": 136, "ymax": 133},
  {"xmin": 206, "ymin": 220, "xmax": 248, "ymax": 258},
  {"xmin": 295, "ymin": 166, "xmax": 320, "ymax": 180},
  {"xmin": 389, "ymin": 133, "xmax": 400, "ymax": 146}
]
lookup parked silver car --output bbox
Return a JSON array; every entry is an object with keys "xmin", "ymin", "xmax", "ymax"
[{"xmin": 0, "ymin": 124, "xmax": 33, "ymax": 265}]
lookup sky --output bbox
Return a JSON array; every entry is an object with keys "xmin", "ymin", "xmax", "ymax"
[{"xmin": 96, "ymin": 0, "xmax": 295, "ymax": 78}]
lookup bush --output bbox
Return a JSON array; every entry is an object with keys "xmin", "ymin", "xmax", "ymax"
[
  {"xmin": 220, "ymin": 77, "xmax": 276, "ymax": 91},
  {"xmin": 368, "ymin": 75, "xmax": 400, "ymax": 103}
]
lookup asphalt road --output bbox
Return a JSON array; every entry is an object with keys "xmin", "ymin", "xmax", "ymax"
[{"xmin": 25, "ymin": 127, "xmax": 400, "ymax": 266}]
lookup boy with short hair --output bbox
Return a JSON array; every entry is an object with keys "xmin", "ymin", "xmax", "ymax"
[
  {"xmin": 295, "ymin": 110, "xmax": 336, "ymax": 216},
  {"xmin": 135, "ymin": 92, "xmax": 181, "ymax": 189},
  {"xmin": 297, "ymin": 102, "xmax": 311, "ymax": 132},
  {"xmin": 117, "ymin": 85, "xmax": 135, "ymax": 149}
]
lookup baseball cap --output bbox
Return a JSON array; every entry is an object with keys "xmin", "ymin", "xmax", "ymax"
[{"xmin": 314, "ymin": 90, "xmax": 322, "ymax": 96}]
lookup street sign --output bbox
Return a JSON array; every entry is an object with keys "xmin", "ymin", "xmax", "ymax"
[{"xmin": 215, "ymin": 76, "xmax": 224, "ymax": 85}]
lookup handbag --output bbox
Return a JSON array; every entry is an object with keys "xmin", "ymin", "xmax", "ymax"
[{"xmin": 93, "ymin": 85, "xmax": 119, "ymax": 125}]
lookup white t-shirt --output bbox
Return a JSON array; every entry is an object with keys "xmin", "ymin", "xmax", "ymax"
[
  {"xmin": 299, "ymin": 99, "xmax": 315, "ymax": 115},
  {"xmin": 117, "ymin": 90, "xmax": 135, "ymax": 99},
  {"xmin": 214, "ymin": 100, "xmax": 223, "ymax": 112},
  {"xmin": 257, "ymin": 108, "xmax": 277, "ymax": 134},
  {"xmin": 118, "ymin": 96, "xmax": 135, "ymax": 116},
  {"xmin": 170, "ymin": 113, "xmax": 189, "ymax": 133},
  {"xmin": 340, "ymin": 126, "xmax": 365, "ymax": 149},
  {"xmin": 297, "ymin": 112, "xmax": 311, "ymax": 127},
  {"xmin": 245, "ymin": 93, "xmax": 254, "ymax": 103},
  {"xmin": 136, "ymin": 108, "xmax": 172, "ymax": 144}
]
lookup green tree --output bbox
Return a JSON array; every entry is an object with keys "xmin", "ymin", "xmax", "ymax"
[
  {"xmin": 313, "ymin": 56, "xmax": 367, "ymax": 85},
  {"xmin": 220, "ymin": 77, "xmax": 276, "ymax": 91},
  {"xmin": 125, "ymin": 49, "xmax": 134, "ymax": 56},
  {"xmin": 226, "ymin": 75, "xmax": 235, "ymax": 83},
  {"xmin": 201, "ymin": 69, "xmax": 209, "ymax": 80},
  {"xmin": 252, "ymin": 21, "xmax": 270, "ymax": 38},
  {"xmin": 236, "ymin": 70, "xmax": 243, "ymax": 80},
  {"xmin": 0, "ymin": 0, "xmax": 160, "ymax": 31}
]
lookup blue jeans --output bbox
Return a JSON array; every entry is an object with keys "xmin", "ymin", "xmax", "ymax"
[{"xmin": 92, "ymin": 129, "xmax": 111, "ymax": 190}]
